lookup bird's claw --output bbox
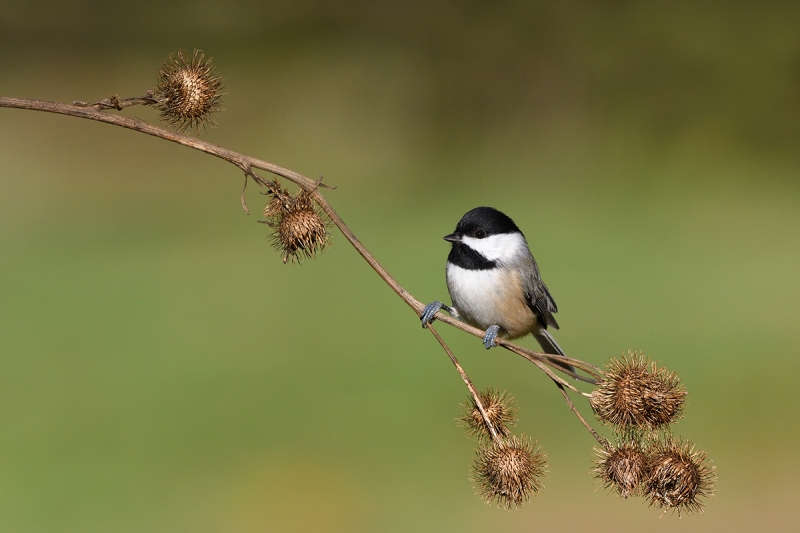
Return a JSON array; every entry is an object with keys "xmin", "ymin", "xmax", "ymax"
[
  {"xmin": 420, "ymin": 301, "xmax": 444, "ymax": 328},
  {"xmin": 483, "ymin": 325, "xmax": 501, "ymax": 349}
]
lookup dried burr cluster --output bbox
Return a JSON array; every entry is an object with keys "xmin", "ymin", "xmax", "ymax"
[
  {"xmin": 260, "ymin": 180, "xmax": 332, "ymax": 263},
  {"xmin": 589, "ymin": 351, "xmax": 716, "ymax": 515},
  {"xmin": 17, "ymin": 49, "xmax": 716, "ymax": 517},
  {"xmin": 461, "ymin": 390, "xmax": 546, "ymax": 508},
  {"xmin": 473, "ymin": 433, "xmax": 547, "ymax": 508},
  {"xmin": 455, "ymin": 352, "xmax": 714, "ymax": 514}
]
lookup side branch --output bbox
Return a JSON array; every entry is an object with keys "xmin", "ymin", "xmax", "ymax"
[
  {"xmin": 427, "ymin": 325, "xmax": 500, "ymax": 441},
  {"xmin": 556, "ymin": 383, "xmax": 607, "ymax": 446}
]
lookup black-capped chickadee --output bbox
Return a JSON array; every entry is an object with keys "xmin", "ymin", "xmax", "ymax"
[{"xmin": 420, "ymin": 207, "xmax": 571, "ymax": 370}]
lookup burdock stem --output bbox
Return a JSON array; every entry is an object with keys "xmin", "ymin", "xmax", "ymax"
[
  {"xmin": 0, "ymin": 96, "xmax": 600, "ymax": 394},
  {"xmin": 427, "ymin": 324, "xmax": 500, "ymax": 442},
  {"xmin": 503, "ymin": 343, "xmax": 594, "ymax": 394},
  {"xmin": 556, "ymin": 383, "xmax": 607, "ymax": 446},
  {"xmin": 73, "ymin": 93, "xmax": 157, "ymax": 110}
]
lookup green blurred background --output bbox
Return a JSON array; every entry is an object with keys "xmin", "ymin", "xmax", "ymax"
[{"xmin": 1, "ymin": 1, "xmax": 799, "ymax": 531}]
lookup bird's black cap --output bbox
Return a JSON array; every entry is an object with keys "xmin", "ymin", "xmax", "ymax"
[{"xmin": 448, "ymin": 207, "xmax": 522, "ymax": 240}]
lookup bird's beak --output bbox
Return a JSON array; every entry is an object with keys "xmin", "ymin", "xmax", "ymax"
[{"xmin": 443, "ymin": 232, "xmax": 462, "ymax": 243}]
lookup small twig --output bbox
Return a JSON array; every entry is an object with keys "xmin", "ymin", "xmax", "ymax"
[
  {"xmin": 73, "ymin": 92, "xmax": 157, "ymax": 111},
  {"xmin": 243, "ymin": 166, "xmax": 270, "ymax": 189},
  {"xmin": 240, "ymin": 174, "xmax": 250, "ymax": 214},
  {"xmin": 555, "ymin": 382, "xmax": 607, "ymax": 446},
  {"xmin": 502, "ymin": 343, "xmax": 600, "ymax": 387},
  {"xmin": 427, "ymin": 324, "xmax": 500, "ymax": 442},
  {"xmin": 519, "ymin": 349, "xmax": 586, "ymax": 395},
  {"xmin": 494, "ymin": 338, "xmax": 603, "ymax": 382},
  {"xmin": 316, "ymin": 174, "xmax": 337, "ymax": 190}
]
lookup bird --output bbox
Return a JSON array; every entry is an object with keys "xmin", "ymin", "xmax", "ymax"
[{"xmin": 420, "ymin": 206, "xmax": 572, "ymax": 372}]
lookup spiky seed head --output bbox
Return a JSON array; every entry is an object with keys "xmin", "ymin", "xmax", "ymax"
[
  {"xmin": 262, "ymin": 182, "xmax": 331, "ymax": 264},
  {"xmin": 154, "ymin": 50, "xmax": 224, "ymax": 133},
  {"xmin": 263, "ymin": 184, "xmax": 294, "ymax": 219},
  {"xmin": 589, "ymin": 350, "xmax": 686, "ymax": 431},
  {"xmin": 460, "ymin": 389, "xmax": 518, "ymax": 441},
  {"xmin": 277, "ymin": 205, "xmax": 328, "ymax": 263},
  {"xmin": 472, "ymin": 435, "xmax": 547, "ymax": 509},
  {"xmin": 593, "ymin": 435, "xmax": 650, "ymax": 498},
  {"xmin": 644, "ymin": 437, "xmax": 716, "ymax": 516}
]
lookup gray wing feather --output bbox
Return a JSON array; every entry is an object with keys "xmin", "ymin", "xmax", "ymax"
[
  {"xmin": 519, "ymin": 254, "xmax": 559, "ymax": 330},
  {"xmin": 518, "ymin": 253, "xmax": 572, "ymax": 372}
]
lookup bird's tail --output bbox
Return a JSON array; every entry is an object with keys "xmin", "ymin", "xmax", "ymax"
[{"xmin": 532, "ymin": 329, "xmax": 576, "ymax": 375}]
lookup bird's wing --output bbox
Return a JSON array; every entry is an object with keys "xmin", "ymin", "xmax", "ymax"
[{"xmin": 521, "ymin": 257, "xmax": 559, "ymax": 330}]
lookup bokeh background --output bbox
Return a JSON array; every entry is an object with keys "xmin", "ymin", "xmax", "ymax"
[{"xmin": 2, "ymin": 1, "xmax": 799, "ymax": 531}]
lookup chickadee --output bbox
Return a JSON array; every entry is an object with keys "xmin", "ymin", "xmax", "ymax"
[{"xmin": 420, "ymin": 207, "xmax": 571, "ymax": 371}]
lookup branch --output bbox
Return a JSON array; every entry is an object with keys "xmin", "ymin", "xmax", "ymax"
[
  {"xmin": 0, "ymin": 97, "xmax": 318, "ymax": 191},
  {"xmin": 73, "ymin": 92, "xmax": 157, "ymax": 110},
  {"xmin": 0, "ymin": 96, "xmax": 598, "ymax": 381}
]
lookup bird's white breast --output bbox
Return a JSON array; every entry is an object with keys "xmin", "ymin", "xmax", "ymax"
[{"xmin": 446, "ymin": 263, "xmax": 508, "ymax": 329}]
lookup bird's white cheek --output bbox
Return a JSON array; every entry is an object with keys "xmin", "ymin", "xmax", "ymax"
[{"xmin": 460, "ymin": 233, "xmax": 528, "ymax": 263}]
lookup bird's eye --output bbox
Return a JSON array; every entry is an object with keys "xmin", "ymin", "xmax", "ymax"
[{"xmin": 475, "ymin": 230, "xmax": 486, "ymax": 239}]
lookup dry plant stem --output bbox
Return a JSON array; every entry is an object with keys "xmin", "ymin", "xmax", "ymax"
[
  {"xmin": 556, "ymin": 383, "xmax": 607, "ymax": 446},
  {"xmin": 0, "ymin": 96, "xmax": 598, "ymax": 382},
  {"xmin": 73, "ymin": 93, "xmax": 157, "ymax": 110},
  {"xmin": 239, "ymin": 175, "xmax": 251, "ymax": 215},
  {"xmin": 510, "ymin": 346, "xmax": 587, "ymax": 396},
  {"xmin": 426, "ymin": 324, "xmax": 500, "ymax": 442},
  {"xmin": 0, "ymin": 97, "xmax": 307, "ymax": 188},
  {"xmin": 503, "ymin": 343, "xmax": 600, "ymax": 386}
]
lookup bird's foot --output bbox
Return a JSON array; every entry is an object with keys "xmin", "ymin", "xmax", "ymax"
[
  {"xmin": 483, "ymin": 325, "xmax": 501, "ymax": 349},
  {"xmin": 420, "ymin": 301, "xmax": 451, "ymax": 328}
]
